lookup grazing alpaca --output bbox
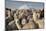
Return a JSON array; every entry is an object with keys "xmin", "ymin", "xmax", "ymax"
[{"xmin": 32, "ymin": 10, "xmax": 44, "ymax": 29}]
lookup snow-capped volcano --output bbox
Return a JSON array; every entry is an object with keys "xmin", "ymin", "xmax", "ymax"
[{"xmin": 18, "ymin": 5, "xmax": 30, "ymax": 10}]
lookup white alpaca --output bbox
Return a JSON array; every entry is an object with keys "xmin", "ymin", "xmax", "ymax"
[
  {"xmin": 14, "ymin": 13, "xmax": 22, "ymax": 29},
  {"xmin": 32, "ymin": 10, "xmax": 44, "ymax": 29}
]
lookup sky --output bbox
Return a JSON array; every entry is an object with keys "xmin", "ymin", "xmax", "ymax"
[{"xmin": 5, "ymin": 0, "xmax": 44, "ymax": 10}]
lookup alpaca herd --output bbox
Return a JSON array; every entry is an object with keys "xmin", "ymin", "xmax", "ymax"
[{"xmin": 5, "ymin": 8, "xmax": 44, "ymax": 30}]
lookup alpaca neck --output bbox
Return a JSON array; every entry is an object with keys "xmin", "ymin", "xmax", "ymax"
[
  {"xmin": 33, "ymin": 13, "xmax": 37, "ymax": 21},
  {"xmin": 14, "ymin": 19, "xmax": 21, "ymax": 29}
]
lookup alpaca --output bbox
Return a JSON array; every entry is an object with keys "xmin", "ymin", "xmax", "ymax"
[
  {"xmin": 14, "ymin": 13, "xmax": 22, "ymax": 29},
  {"xmin": 32, "ymin": 10, "xmax": 44, "ymax": 29}
]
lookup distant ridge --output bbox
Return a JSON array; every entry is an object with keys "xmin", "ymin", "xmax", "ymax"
[{"xmin": 18, "ymin": 5, "xmax": 30, "ymax": 10}]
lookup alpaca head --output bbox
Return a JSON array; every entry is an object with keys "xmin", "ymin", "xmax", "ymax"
[
  {"xmin": 36, "ymin": 10, "xmax": 41, "ymax": 19},
  {"xmin": 32, "ymin": 10, "xmax": 41, "ymax": 20}
]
